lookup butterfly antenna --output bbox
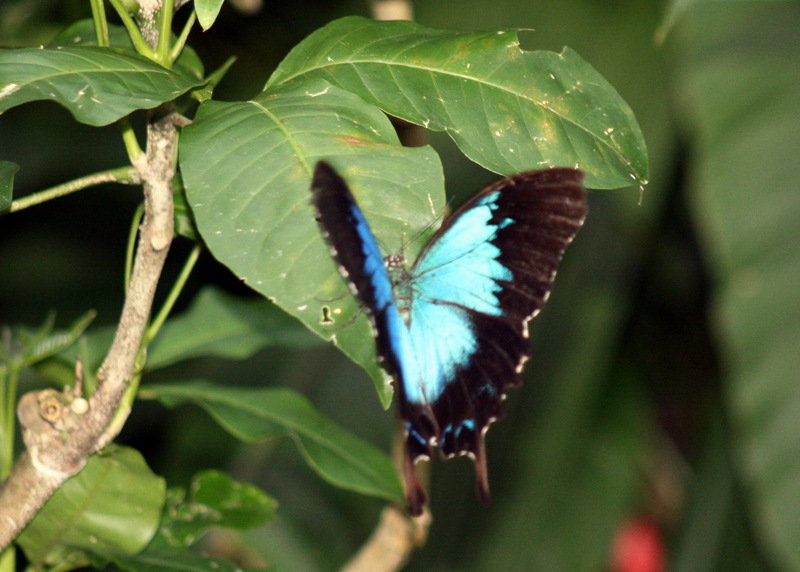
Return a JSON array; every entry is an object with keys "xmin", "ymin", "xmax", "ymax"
[
  {"xmin": 314, "ymin": 288, "xmax": 351, "ymax": 304},
  {"xmin": 404, "ymin": 203, "xmax": 449, "ymax": 252}
]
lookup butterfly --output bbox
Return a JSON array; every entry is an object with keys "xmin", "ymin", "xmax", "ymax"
[{"xmin": 310, "ymin": 160, "xmax": 587, "ymax": 515}]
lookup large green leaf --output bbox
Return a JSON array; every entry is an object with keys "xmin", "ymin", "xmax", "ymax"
[
  {"xmin": 267, "ymin": 16, "xmax": 648, "ymax": 189},
  {"xmin": 0, "ymin": 46, "xmax": 202, "ymax": 126},
  {"xmin": 17, "ymin": 446, "xmax": 166, "ymax": 565},
  {"xmin": 672, "ymin": 415, "xmax": 768, "ymax": 572},
  {"xmin": 180, "ymin": 79, "xmax": 445, "ymax": 406},
  {"xmin": 144, "ymin": 381, "xmax": 404, "ymax": 503},
  {"xmin": 681, "ymin": 4, "xmax": 800, "ymax": 570}
]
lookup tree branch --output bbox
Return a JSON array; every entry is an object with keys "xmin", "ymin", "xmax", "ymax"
[{"xmin": 0, "ymin": 109, "xmax": 177, "ymax": 550}]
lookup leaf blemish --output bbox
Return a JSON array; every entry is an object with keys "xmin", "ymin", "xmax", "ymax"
[
  {"xmin": 306, "ymin": 87, "xmax": 330, "ymax": 97},
  {"xmin": 0, "ymin": 83, "xmax": 20, "ymax": 99}
]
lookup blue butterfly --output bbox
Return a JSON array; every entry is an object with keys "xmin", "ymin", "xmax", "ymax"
[{"xmin": 310, "ymin": 161, "xmax": 587, "ymax": 515}]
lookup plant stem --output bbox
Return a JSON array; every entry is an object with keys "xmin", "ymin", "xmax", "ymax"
[
  {"xmin": 89, "ymin": 0, "xmax": 110, "ymax": 47},
  {"xmin": 156, "ymin": 0, "xmax": 176, "ymax": 67},
  {"xmin": 6, "ymin": 167, "xmax": 139, "ymax": 214}
]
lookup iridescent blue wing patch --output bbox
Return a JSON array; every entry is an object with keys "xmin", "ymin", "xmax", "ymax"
[{"xmin": 310, "ymin": 161, "xmax": 587, "ymax": 515}]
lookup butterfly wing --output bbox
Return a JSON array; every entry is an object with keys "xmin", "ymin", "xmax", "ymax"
[
  {"xmin": 399, "ymin": 168, "xmax": 587, "ymax": 510},
  {"xmin": 310, "ymin": 162, "xmax": 418, "ymax": 389},
  {"xmin": 311, "ymin": 162, "xmax": 432, "ymax": 511},
  {"xmin": 310, "ymin": 162, "xmax": 587, "ymax": 516}
]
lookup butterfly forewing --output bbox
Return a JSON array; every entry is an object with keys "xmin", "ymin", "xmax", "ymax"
[{"xmin": 310, "ymin": 163, "xmax": 416, "ymax": 387}]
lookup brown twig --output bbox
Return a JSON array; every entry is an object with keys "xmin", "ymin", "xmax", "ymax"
[
  {"xmin": 340, "ymin": 507, "xmax": 431, "ymax": 572},
  {"xmin": 0, "ymin": 108, "xmax": 177, "ymax": 549}
]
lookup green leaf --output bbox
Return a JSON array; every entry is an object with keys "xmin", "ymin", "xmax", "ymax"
[
  {"xmin": 195, "ymin": 0, "xmax": 226, "ymax": 31},
  {"xmin": 147, "ymin": 286, "xmax": 323, "ymax": 369},
  {"xmin": 180, "ymin": 79, "xmax": 445, "ymax": 406},
  {"xmin": 48, "ymin": 18, "xmax": 139, "ymax": 49},
  {"xmin": 49, "ymin": 19, "xmax": 205, "ymax": 81},
  {"xmin": 0, "ymin": 311, "xmax": 95, "ymax": 370},
  {"xmin": 24, "ymin": 311, "xmax": 96, "ymax": 368},
  {"xmin": 0, "ymin": 46, "xmax": 202, "ymax": 126},
  {"xmin": 115, "ymin": 548, "xmax": 273, "ymax": 572},
  {"xmin": 144, "ymin": 381, "xmax": 404, "ymax": 503},
  {"xmin": 681, "ymin": 5, "xmax": 800, "ymax": 570},
  {"xmin": 17, "ymin": 446, "xmax": 166, "ymax": 565},
  {"xmin": 267, "ymin": 16, "xmax": 648, "ymax": 189},
  {"xmin": 192, "ymin": 56, "xmax": 236, "ymax": 103},
  {"xmin": 672, "ymin": 415, "xmax": 767, "ymax": 571},
  {"xmin": 148, "ymin": 471, "xmax": 276, "ymax": 550},
  {"xmin": 0, "ymin": 160, "xmax": 18, "ymax": 211},
  {"xmin": 51, "ymin": 287, "xmax": 323, "ymax": 379},
  {"xmin": 187, "ymin": 470, "xmax": 276, "ymax": 533}
]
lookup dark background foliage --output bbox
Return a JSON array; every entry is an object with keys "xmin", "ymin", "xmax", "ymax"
[{"xmin": 2, "ymin": 0, "xmax": 798, "ymax": 570}]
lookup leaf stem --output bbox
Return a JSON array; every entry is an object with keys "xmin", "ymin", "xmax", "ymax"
[
  {"xmin": 107, "ymin": 0, "xmax": 156, "ymax": 59},
  {"xmin": 0, "ymin": 367, "xmax": 15, "ymax": 481},
  {"xmin": 6, "ymin": 167, "xmax": 140, "ymax": 214},
  {"xmin": 125, "ymin": 203, "xmax": 145, "ymax": 291},
  {"xmin": 145, "ymin": 243, "xmax": 201, "ymax": 346},
  {"xmin": 89, "ymin": 0, "xmax": 110, "ymax": 47},
  {"xmin": 2, "ymin": 368, "xmax": 18, "ymax": 480},
  {"xmin": 0, "ymin": 545, "xmax": 14, "ymax": 572},
  {"xmin": 119, "ymin": 117, "xmax": 144, "ymax": 164},
  {"xmin": 170, "ymin": 10, "xmax": 196, "ymax": 64}
]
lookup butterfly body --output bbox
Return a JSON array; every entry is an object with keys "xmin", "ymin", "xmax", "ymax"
[{"xmin": 310, "ymin": 161, "xmax": 587, "ymax": 515}]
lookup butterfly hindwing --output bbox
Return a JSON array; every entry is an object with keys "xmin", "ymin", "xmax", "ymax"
[{"xmin": 310, "ymin": 162, "xmax": 587, "ymax": 516}]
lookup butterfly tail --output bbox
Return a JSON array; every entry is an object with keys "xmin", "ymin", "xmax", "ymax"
[
  {"xmin": 403, "ymin": 455, "xmax": 428, "ymax": 517},
  {"xmin": 474, "ymin": 431, "xmax": 492, "ymax": 507}
]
